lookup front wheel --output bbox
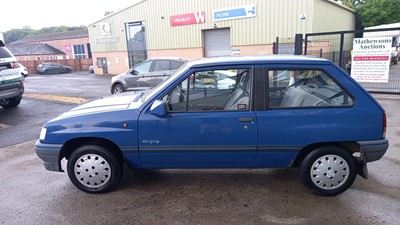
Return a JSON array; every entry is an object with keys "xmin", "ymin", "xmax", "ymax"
[
  {"xmin": 67, "ymin": 145, "xmax": 123, "ymax": 193},
  {"xmin": 298, "ymin": 146, "xmax": 357, "ymax": 196},
  {"xmin": 111, "ymin": 84, "xmax": 125, "ymax": 94}
]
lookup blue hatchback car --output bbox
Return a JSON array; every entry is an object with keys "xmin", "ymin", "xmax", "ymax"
[{"xmin": 35, "ymin": 56, "xmax": 389, "ymax": 196}]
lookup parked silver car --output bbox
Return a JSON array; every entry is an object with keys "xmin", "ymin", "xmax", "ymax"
[{"xmin": 110, "ymin": 57, "xmax": 187, "ymax": 94}]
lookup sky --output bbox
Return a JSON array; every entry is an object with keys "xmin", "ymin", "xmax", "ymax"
[{"xmin": 0, "ymin": 0, "xmax": 139, "ymax": 32}]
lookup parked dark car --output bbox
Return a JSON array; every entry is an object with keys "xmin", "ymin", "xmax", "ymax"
[
  {"xmin": 36, "ymin": 55, "xmax": 388, "ymax": 196},
  {"xmin": 37, "ymin": 63, "xmax": 72, "ymax": 74},
  {"xmin": 110, "ymin": 57, "xmax": 187, "ymax": 94}
]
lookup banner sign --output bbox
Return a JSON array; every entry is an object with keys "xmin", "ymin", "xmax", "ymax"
[
  {"xmin": 213, "ymin": 5, "xmax": 256, "ymax": 21},
  {"xmin": 351, "ymin": 37, "xmax": 392, "ymax": 83},
  {"xmin": 170, "ymin": 12, "xmax": 206, "ymax": 26}
]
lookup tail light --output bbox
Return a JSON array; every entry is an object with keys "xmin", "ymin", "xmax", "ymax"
[
  {"xmin": 11, "ymin": 62, "xmax": 20, "ymax": 68},
  {"xmin": 383, "ymin": 112, "xmax": 387, "ymax": 138}
]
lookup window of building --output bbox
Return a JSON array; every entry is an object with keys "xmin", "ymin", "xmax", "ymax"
[
  {"xmin": 73, "ymin": 44, "xmax": 86, "ymax": 59},
  {"xmin": 163, "ymin": 68, "xmax": 250, "ymax": 112},
  {"xmin": 24, "ymin": 57, "xmax": 30, "ymax": 61},
  {"xmin": 35, "ymin": 56, "xmax": 41, "ymax": 60},
  {"xmin": 45, "ymin": 56, "xmax": 51, "ymax": 60},
  {"xmin": 126, "ymin": 21, "xmax": 147, "ymax": 67},
  {"xmin": 268, "ymin": 69, "xmax": 354, "ymax": 108}
]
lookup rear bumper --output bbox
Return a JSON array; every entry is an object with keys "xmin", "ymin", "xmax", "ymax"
[
  {"xmin": 0, "ymin": 82, "xmax": 24, "ymax": 100},
  {"xmin": 358, "ymin": 138, "xmax": 389, "ymax": 162},
  {"xmin": 35, "ymin": 140, "xmax": 63, "ymax": 172}
]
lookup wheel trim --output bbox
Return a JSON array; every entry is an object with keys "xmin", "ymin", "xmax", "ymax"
[
  {"xmin": 74, "ymin": 154, "xmax": 112, "ymax": 189},
  {"xmin": 310, "ymin": 154, "xmax": 350, "ymax": 190},
  {"xmin": 113, "ymin": 85, "xmax": 123, "ymax": 93}
]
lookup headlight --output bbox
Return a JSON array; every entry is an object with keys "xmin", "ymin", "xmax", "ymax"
[{"xmin": 39, "ymin": 127, "xmax": 47, "ymax": 141}]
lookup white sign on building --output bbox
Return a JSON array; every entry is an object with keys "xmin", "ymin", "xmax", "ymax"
[{"xmin": 351, "ymin": 37, "xmax": 392, "ymax": 83}]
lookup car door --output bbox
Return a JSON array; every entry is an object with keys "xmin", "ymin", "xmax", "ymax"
[
  {"xmin": 138, "ymin": 66, "xmax": 257, "ymax": 168},
  {"xmin": 149, "ymin": 60, "xmax": 172, "ymax": 87},
  {"xmin": 125, "ymin": 60, "xmax": 153, "ymax": 90}
]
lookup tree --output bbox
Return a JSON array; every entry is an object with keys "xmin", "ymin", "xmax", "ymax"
[
  {"xmin": 104, "ymin": 11, "xmax": 113, "ymax": 17},
  {"xmin": 2, "ymin": 25, "xmax": 87, "ymax": 44},
  {"xmin": 357, "ymin": 0, "xmax": 400, "ymax": 27},
  {"xmin": 336, "ymin": 0, "xmax": 400, "ymax": 28}
]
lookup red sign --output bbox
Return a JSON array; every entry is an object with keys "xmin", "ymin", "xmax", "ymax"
[
  {"xmin": 353, "ymin": 56, "xmax": 389, "ymax": 61},
  {"xmin": 170, "ymin": 11, "xmax": 206, "ymax": 26}
]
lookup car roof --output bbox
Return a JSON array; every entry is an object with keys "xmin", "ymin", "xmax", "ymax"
[
  {"xmin": 187, "ymin": 55, "xmax": 330, "ymax": 68},
  {"xmin": 147, "ymin": 57, "xmax": 188, "ymax": 62}
]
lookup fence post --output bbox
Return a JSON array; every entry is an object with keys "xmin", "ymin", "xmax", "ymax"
[
  {"xmin": 304, "ymin": 34, "xmax": 308, "ymax": 55},
  {"xmin": 273, "ymin": 37, "xmax": 279, "ymax": 54},
  {"xmin": 294, "ymin": 34, "xmax": 303, "ymax": 55},
  {"xmin": 339, "ymin": 32, "xmax": 345, "ymax": 68}
]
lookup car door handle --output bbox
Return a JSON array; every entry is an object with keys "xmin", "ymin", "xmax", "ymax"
[{"xmin": 239, "ymin": 117, "xmax": 253, "ymax": 122}]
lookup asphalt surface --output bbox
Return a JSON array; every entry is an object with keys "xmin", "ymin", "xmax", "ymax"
[{"xmin": 0, "ymin": 73, "xmax": 399, "ymax": 225}]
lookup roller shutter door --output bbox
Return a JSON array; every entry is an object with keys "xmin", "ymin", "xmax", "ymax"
[{"xmin": 204, "ymin": 28, "xmax": 231, "ymax": 57}]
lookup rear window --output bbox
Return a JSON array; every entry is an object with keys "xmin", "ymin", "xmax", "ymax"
[
  {"xmin": 153, "ymin": 60, "xmax": 171, "ymax": 72},
  {"xmin": 170, "ymin": 61, "xmax": 185, "ymax": 70},
  {"xmin": 0, "ymin": 47, "xmax": 14, "ymax": 58},
  {"xmin": 268, "ymin": 69, "xmax": 355, "ymax": 108}
]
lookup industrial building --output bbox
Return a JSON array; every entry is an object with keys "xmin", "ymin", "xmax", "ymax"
[{"xmin": 88, "ymin": 0, "xmax": 355, "ymax": 75}]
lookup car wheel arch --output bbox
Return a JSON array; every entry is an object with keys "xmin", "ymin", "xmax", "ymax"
[
  {"xmin": 291, "ymin": 142, "xmax": 361, "ymax": 168},
  {"xmin": 60, "ymin": 137, "xmax": 124, "ymax": 164}
]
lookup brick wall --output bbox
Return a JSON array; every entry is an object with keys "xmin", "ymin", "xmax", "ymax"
[{"xmin": 91, "ymin": 51, "xmax": 129, "ymax": 76}]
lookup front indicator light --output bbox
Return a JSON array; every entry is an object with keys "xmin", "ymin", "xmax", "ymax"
[{"xmin": 39, "ymin": 127, "xmax": 47, "ymax": 141}]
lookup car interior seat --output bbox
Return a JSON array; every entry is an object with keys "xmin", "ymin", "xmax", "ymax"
[{"xmin": 223, "ymin": 71, "xmax": 250, "ymax": 110}]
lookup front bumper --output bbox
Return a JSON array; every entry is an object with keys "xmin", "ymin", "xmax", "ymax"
[
  {"xmin": 359, "ymin": 138, "xmax": 389, "ymax": 162},
  {"xmin": 35, "ymin": 140, "xmax": 63, "ymax": 172}
]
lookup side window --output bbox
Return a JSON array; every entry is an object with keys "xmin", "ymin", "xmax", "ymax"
[
  {"xmin": 153, "ymin": 60, "xmax": 170, "ymax": 72},
  {"xmin": 170, "ymin": 61, "xmax": 185, "ymax": 70},
  {"xmin": 162, "ymin": 68, "xmax": 251, "ymax": 112},
  {"xmin": 268, "ymin": 69, "xmax": 354, "ymax": 108},
  {"xmin": 133, "ymin": 61, "xmax": 152, "ymax": 74}
]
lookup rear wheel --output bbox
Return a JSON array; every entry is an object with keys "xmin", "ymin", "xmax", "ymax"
[
  {"xmin": 67, "ymin": 145, "xmax": 123, "ymax": 193},
  {"xmin": 0, "ymin": 96, "xmax": 22, "ymax": 109},
  {"xmin": 298, "ymin": 146, "xmax": 356, "ymax": 196}
]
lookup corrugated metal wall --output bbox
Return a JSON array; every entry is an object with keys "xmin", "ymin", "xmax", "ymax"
[
  {"xmin": 313, "ymin": 0, "xmax": 356, "ymax": 33},
  {"xmin": 88, "ymin": 0, "xmax": 354, "ymax": 52}
]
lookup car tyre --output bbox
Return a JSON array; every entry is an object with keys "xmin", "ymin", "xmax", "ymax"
[
  {"xmin": 112, "ymin": 84, "xmax": 125, "ymax": 94},
  {"xmin": 298, "ymin": 146, "xmax": 356, "ymax": 196},
  {"xmin": 67, "ymin": 145, "xmax": 123, "ymax": 193},
  {"xmin": 0, "ymin": 96, "xmax": 22, "ymax": 109}
]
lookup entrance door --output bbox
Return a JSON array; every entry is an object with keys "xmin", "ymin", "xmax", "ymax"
[
  {"xmin": 96, "ymin": 57, "xmax": 108, "ymax": 75},
  {"xmin": 204, "ymin": 28, "xmax": 231, "ymax": 57}
]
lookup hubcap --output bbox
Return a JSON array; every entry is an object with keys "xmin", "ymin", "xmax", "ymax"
[
  {"xmin": 310, "ymin": 154, "xmax": 350, "ymax": 190},
  {"xmin": 113, "ymin": 86, "xmax": 123, "ymax": 93},
  {"xmin": 74, "ymin": 154, "xmax": 111, "ymax": 188}
]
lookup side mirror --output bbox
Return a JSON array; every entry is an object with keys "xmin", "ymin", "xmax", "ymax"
[
  {"xmin": 150, "ymin": 100, "xmax": 167, "ymax": 116},
  {"xmin": 130, "ymin": 69, "xmax": 139, "ymax": 75}
]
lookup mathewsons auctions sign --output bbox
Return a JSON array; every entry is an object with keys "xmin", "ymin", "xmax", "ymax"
[{"xmin": 351, "ymin": 37, "xmax": 392, "ymax": 83}]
